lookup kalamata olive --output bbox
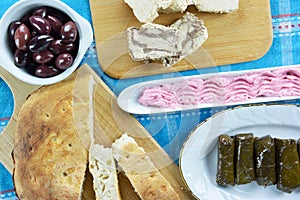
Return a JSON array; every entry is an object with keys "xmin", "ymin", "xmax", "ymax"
[
  {"xmin": 28, "ymin": 35, "xmax": 54, "ymax": 52},
  {"xmin": 35, "ymin": 65, "xmax": 59, "ymax": 78},
  {"xmin": 8, "ymin": 21, "xmax": 22, "ymax": 51},
  {"xmin": 8, "ymin": 21, "xmax": 22, "ymax": 40},
  {"xmin": 47, "ymin": 15, "xmax": 63, "ymax": 32},
  {"xmin": 33, "ymin": 50, "xmax": 54, "ymax": 64},
  {"xmin": 55, "ymin": 53, "xmax": 73, "ymax": 69},
  {"xmin": 21, "ymin": 13, "xmax": 31, "ymax": 28},
  {"xmin": 8, "ymin": 6, "xmax": 79, "ymax": 78},
  {"xmin": 25, "ymin": 62, "xmax": 37, "ymax": 75},
  {"xmin": 61, "ymin": 21, "xmax": 77, "ymax": 43},
  {"xmin": 49, "ymin": 39, "xmax": 75, "ymax": 54},
  {"xmin": 32, "ymin": 7, "xmax": 47, "ymax": 18},
  {"xmin": 47, "ymin": 7, "xmax": 71, "ymax": 23},
  {"xmin": 14, "ymin": 49, "xmax": 31, "ymax": 68},
  {"xmin": 47, "ymin": 15, "xmax": 63, "ymax": 38},
  {"xmin": 29, "ymin": 16, "xmax": 51, "ymax": 35},
  {"xmin": 14, "ymin": 24, "xmax": 31, "ymax": 50}
]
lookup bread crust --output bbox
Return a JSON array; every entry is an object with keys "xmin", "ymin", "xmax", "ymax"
[
  {"xmin": 112, "ymin": 134, "xmax": 179, "ymax": 200},
  {"xmin": 13, "ymin": 76, "xmax": 93, "ymax": 200}
]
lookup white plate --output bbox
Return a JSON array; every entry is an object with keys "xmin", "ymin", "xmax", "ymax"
[
  {"xmin": 117, "ymin": 65, "xmax": 300, "ymax": 114},
  {"xmin": 179, "ymin": 104, "xmax": 300, "ymax": 200}
]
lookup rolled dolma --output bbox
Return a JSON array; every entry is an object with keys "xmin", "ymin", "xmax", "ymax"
[
  {"xmin": 254, "ymin": 135, "xmax": 276, "ymax": 186},
  {"xmin": 235, "ymin": 133, "xmax": 255, "ymax": 185},
  {"xmin": 216, "ymin": 135, "xmax": 235, "ymax": 186},
  {"xmin": 275, "ymin": 139, "xmax": 300, "ymax": 193}
]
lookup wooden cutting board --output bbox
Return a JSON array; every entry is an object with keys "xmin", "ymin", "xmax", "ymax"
[
  {"xmin": 90, "ymin": 0, "xmax": 273, "ymax": 79},
  {"xmin": 0, "ymin": 64, "xmax": 194, "ymax": 199}
]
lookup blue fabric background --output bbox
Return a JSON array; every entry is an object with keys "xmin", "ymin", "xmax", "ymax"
[{"xmin": 1, "ymin": 0, "xmax": 300, "ymax": 199}]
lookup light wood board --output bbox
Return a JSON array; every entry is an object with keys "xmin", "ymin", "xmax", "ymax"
[
  {"xmin": 90, "ymin": 0, "xmax": 273, "ymax": 79},
  {"xmin": 0, "ymin": 65, "xmax": 194, "ymax": 199}
]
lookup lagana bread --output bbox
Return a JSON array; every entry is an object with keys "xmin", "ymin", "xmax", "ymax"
[
  {"xmin": 111, "ymin": 134, "xmax": 179, "ymax": 200},
  {"xmin": 13, "ymin": 74, "xmax": 94, "ymax": 200},
  {"xmin": 89, "ymin": 144, "xmax": 121, "ymax": 200}
]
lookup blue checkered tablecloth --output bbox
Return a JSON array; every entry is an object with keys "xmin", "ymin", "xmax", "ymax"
[{"xmin": 1, "ymin": 0, "xmax": 300, "ymax": 199}]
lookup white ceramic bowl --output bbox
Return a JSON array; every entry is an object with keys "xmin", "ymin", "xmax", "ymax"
[{"xmin": 0, "ymin": 0, "xmax": 93, "ymax": 85}]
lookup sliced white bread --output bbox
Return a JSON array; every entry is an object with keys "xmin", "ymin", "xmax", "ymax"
[
  {"xmin": 111, "ymin": 134, "xmax": 179, "ymax": 200},
  {"xmin": 89, "ymin": 144, "xmax": 121, "ymax": 200}
]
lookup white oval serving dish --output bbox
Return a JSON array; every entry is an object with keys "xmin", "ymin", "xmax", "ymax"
[
  {"xmin": 179, "ymin": 104, "xmax": 300, "ymax": 200},
  {"xmin": 118, "ymin": 65, "xmax": 300, "ymax": 114}
]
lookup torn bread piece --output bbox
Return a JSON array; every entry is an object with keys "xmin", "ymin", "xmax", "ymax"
[
  {"xmin": 111, "ymin": 134, "xmax": 179, "ymax": 200},
  {"xmin": 124, "ymin": 0, "xmax": 172, "ymax": 23},
  {"xmin": 13, "ymin": 75, "xmax": 94, "ymax": 200},
  {"xmin": 127, "ymin": 12, "xmax": 208, "ymax": 67},
  {"xmin": 89, "ymin": 144, "xmax": 121, "ymax": 200}
]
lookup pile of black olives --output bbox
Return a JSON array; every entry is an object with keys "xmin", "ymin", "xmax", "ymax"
[{"xmin": 8, "ymin": 6, "xmax": 79, "ymax": 78}]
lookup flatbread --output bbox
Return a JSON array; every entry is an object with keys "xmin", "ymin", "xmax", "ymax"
[{"xmin": 13, "ymin": 74, "xmax": 94, "ymax": 200}]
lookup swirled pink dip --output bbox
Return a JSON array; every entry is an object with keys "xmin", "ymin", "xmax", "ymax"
[{"xmin": 138, "ymin": 68, "xmax": 300, "ymax": 108}]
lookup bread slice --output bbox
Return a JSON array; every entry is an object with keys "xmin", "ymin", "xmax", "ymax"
[
  {"xmin": 13, "ymin": 75, "xmax": 94, "ymax": 200},
  {"xmin": 89, "ymin": 144, "xmax": 121, "ymax": 200},
  {"xmin": 111, "ymin": 134, "xmax": 179, "ymax": 200}
]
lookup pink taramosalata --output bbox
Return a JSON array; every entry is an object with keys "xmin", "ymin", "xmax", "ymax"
[{"xmin": 138, "ymin": 68, "xmax": 300, "ymax": 108}]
